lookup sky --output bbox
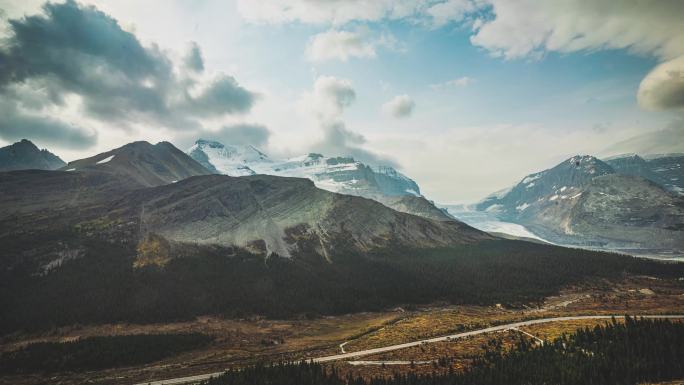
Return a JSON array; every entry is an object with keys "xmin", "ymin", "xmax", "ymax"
[{"xmin": 0, "ymin": 0, "xmax": 683, "ymax": 203}]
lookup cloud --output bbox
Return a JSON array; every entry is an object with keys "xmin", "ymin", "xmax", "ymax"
[
  {"xmin": 313, "ymin": 121, "xmax": 398, "ymax": 167},
  {"xmin": 600, "ymin": 119, "xmax": 684, "ymax": 156},
  {"xmin": 236, "ymin": 0, "xmax": 424, "ymax": 26},
  {"xmin": 382, "ymin": 94, "xmax": 415, "ymax": 118},
  {"xmin": 467, "ymin": 1, "xmax": 684, "ymax": 113},
  {"xmin": 0, "ymin": 0, "xmax": 256, "ymax": 148},
  {"xmin": 425, "ymin": 0, "xmax": 475, "ymax": 28},
  {"xmin": 430, "ymin": 76, "xmax": 475, "ymax": 90},
  {"xmin": 307, "ymin": 29, "xmax": 377, "ymax": 62},
  {"xmin": 306, "ymin": 28, "xmax": 402, "ymax": 62},
  {"xmin": 470, "ymin": 1, "xmax": 684, "ymax": 61},
  {"xmin": 299, "ymin": 75, "xmax": 395, "ymax": 166},
  {"xmin": 637, "ymin": 55, "xmax": 684, "ymax": 111},
  {"xmin": 303, "ymin": 75, "xmax": 356, "ymax": 120},
  {"xmin": 203, "ymin": 123, "xmax": 271, "ymax": 147},
  {"xmin": 184, "ymin": 41, "xmax": 204, "ymax": 73},
  {"xmin": 0, "ymin": 99, "xmax": 97, "ymax": 149},
  {"xmin": 175, "ymin": 123, "xmax": 271, "ymax": 150},
  {"xmin": 184, "ymin": 75, "xmax": 256, "ymax": 116},
  {"xmin": 236, "ymin": 0, "xmax": 479, "ymax": 28}
]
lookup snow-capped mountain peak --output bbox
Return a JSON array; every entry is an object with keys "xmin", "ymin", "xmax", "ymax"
[
  {"xmin": 187, "ymin": 139, "xmax": 421, "ymax": 199},
  {"xmin": 188, "ymin": 139, "xmax": 271, "ymax": 176}
]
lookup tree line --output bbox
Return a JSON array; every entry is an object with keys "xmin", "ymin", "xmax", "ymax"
[
  {"xmin": 203, "ymin": 317, "xmax": 684, "ymax": 385},
  {"xmin": 0, "ymin": 333, "xmax": 212, "ymax": 374},
  {"xmin": 1, "ymin": 235, "xmax": 682, "ymax": 334}
]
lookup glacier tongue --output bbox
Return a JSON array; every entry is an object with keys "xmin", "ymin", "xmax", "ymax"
[{"xmin": 187, "ymin": 140, "xmax": 421, "ymax": 199}]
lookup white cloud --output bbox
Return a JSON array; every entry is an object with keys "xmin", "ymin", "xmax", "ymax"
[
  {"xmin": 431, "ymin": 76, "xmax": 475, "ymax": 90},
  {"xmin": 306, "ymin": 29, "xmax": 377, "ymax": 62},
  {"xmin": 236, "ymin": 0, "xmax": 482, "ymax": 28},
  {"xmin": 298, "ymin": 76, "xmax": 396, "ymax": 165},
  {"xmin": 468, "ymin": 1, "xmax": 684, "ymax": 113},
  {"xmin": 425, "ymin": 0, "xmax": 475, "ymax": 27},
  {"xmin": 471, "ymin": 1, "xmax": 684, "ymax": 61},
  {"xmin": 382, "ymin": 94, "xmax": 415, "ymax": 118},
  {"xmin": 236, "ymin": 0, "xmax": 426, "ymax": 26},
  {"xmin": 637, "ymin": 55, "xmax": 684, "ymax": 111},
  {"xmin": 306, "ymin": 28, "xmax": 403, "ymax": 62},
  {"xmin": 301, "ymin": 75, "xmax": 356, "ymax": 121}
]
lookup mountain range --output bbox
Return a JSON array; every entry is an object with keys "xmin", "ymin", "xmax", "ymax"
[
  {"xmin": 0, "ymin": 139, "xmax": 678, "ymax": 335},
  {"xmin": 0, "ymin": 139, "xmax": 65, "ymax": 172},
  {"xmin": 476, "ymin": 154, "xmax": 684, "ymax": 253},
  {"xmin": 1, "ymin": 140, "xmax": 487, "ymax": 270},
  {"xmin": 187, "ymin": 139, "xmax": 453, "ymax": 221}
]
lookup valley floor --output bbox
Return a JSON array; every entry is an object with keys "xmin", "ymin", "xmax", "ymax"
[{"xmin": 1, "ymin": 275, "xmax": 682, "ymax": 385}]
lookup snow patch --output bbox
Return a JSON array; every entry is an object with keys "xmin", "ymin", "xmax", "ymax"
[
  {"xmin": 96, "ymin": 155, "xmax": 115, "ymax": 164},
  {"xmin": 522, "ymin": 174, "xmax": 541, "ymax": 184},
  {"xmin": 485, "ymin": 204, "xmax": 503, "ymax": 212},
  {"xmin": 516, "ymin": 203, "xmax": 530, "ymax": 211}
]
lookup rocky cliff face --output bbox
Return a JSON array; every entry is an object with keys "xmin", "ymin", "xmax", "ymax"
[
  {"xmin": 125, "ymin": 174, "xmax": 488, "ymax": 259},
  {"xmin": 0, "ymin": 139, "xmax": 65, "ymax": 171}
]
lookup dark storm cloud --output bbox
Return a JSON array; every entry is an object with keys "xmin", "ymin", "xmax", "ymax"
[
  {"xmin": 0, "ymin": 100, "xmax": 97, "ymax": 149},
  {"xmin": 186, "ymin": 75, "xmax": 256, "ymax": 116},
  {"xmin": 184, "ymin": 42, "xmax": 205, "ymax": 73},
  {"xmin": 0, "ymin": 0, "xmax": 256, "ymax": 148}
]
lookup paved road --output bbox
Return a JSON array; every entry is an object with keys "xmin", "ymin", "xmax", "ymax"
[{"xmin": 134, "ymin": 314, "xmax": 684, "ymax": 385}]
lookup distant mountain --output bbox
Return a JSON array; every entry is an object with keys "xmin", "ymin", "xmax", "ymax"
[
  {"xmin": 0, "ymin": 139, "xmax": 65, "ymax": 171},
  {"xmin": 187, "ymin": 139, "xmax": 453, "ymax": 220},
  {"xmin": 476, "ymin": 155, "xmax": 614, "ymax": 217},
  {"xmin": 604, "ymin": 153, "xmax": 683, "ymax": 195},
  {"xmin": 477, "ymin": 155, "xmax": 684, "ymax": 253},
  {"xmin": 188, "ymin": 139, "xmax": 420, "ymax": 196},
  {"xmin": 62, "ymin": 141, "xmax": 211, "ymax": 188}
]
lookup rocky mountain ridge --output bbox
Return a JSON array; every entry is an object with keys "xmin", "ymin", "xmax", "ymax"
[{"xmin": 0, "ymin": 139, "xmax": 65, "ymax": 171}]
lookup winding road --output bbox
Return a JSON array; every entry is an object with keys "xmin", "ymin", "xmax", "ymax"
[{"xmin": 134, "ymin": 314, "xmax": 684, "ymax": 385}]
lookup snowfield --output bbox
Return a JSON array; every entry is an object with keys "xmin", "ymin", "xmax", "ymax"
[{"xmin": 444, "ymin": 207, "xmax": 545, "ymax": 241}]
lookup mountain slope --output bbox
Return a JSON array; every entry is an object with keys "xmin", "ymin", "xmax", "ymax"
[
  {"xmin": 126, "ymin": 174, "xmax": 488, "ymax": 258},
  {"xmin": 477, "ymin": 155, "xmax": 684, "ymax": 253},
  {"xmin": 62, "ymin": 141, "xmax": 211, "ymax": 188},
  {"xmin": 0, "ymin": 139, "xmax": 65, "ymax": 171}
]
